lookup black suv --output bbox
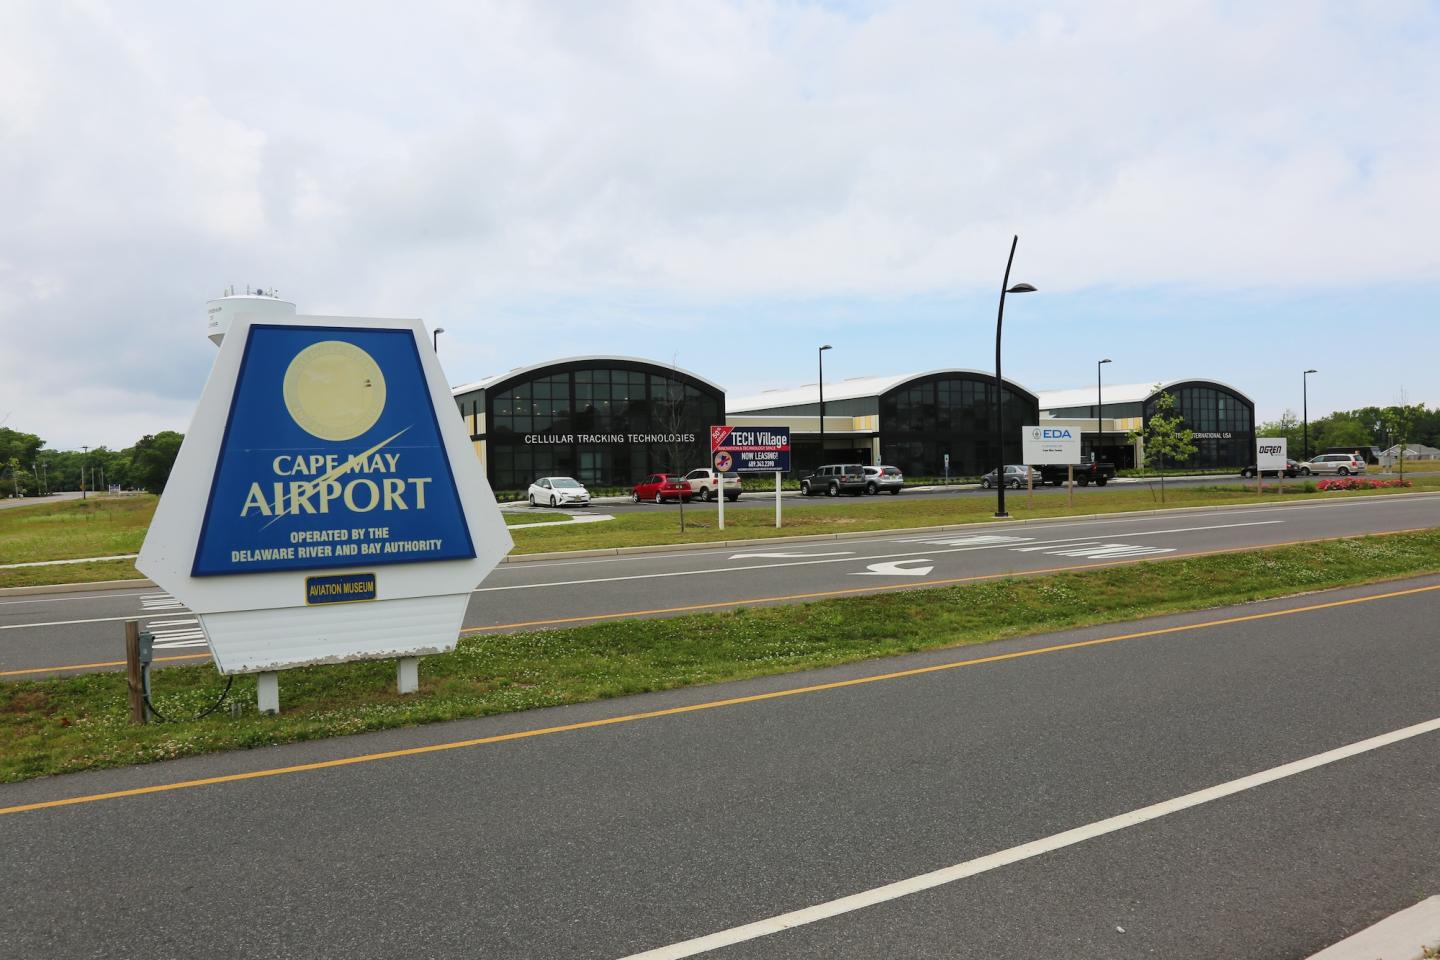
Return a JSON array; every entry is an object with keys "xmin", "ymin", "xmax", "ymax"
[{"xmin": 800, "ymin": 464, "xmax": 868, "ymax": 497}]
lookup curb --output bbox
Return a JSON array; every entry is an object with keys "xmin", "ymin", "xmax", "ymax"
[{"xmin": 1305, "ymin": 895, "xmax": 1440, "ymax": 959}]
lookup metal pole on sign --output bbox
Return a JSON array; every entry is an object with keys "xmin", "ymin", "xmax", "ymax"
[
  {"xmin": 1027, "ymin": 467, "xmax": 1033, "ymax": 511},
  {"xmin": 775, "ymin": 470, "xmax": 782, "ymax": 528},
  {"xmin": 1067, "ymin": 464, "xmax": 1074, "ymax": 509},
  {"xmin": 717, "ymin": 455, "xmax": 725, "ymax": 531}
]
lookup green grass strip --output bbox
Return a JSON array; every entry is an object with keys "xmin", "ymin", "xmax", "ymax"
[{"xmin": 4, "ymin": 528, "xmax": 1440, "ymax": 783}]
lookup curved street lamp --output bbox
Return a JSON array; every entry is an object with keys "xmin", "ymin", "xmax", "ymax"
[
  {"xmin": 1303, "ymin": 369, "xmax": 1317, "ymax": 460},
  {"xmin": 818, "ymin": 345, "xmax": 833, "ymax": 470},
  {"xmin": 1097, "ymin": 358, "xmax": 1112, "ymax": 463},
  {"xmin": 432, "ymin": 327, "xmax": 446, "ymax": 353},
  {"xmin": 993, "ymin": 236, "xmax": 1035, "ymax": 518}
]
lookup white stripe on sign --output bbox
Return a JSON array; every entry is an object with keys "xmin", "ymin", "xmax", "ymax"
[{"xmin": 615, "ymin": 714, "xmax": 1440, "ymax": 960}]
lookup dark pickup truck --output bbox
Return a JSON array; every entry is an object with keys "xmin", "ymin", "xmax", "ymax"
[{"xmin": 1036, "ymin": 461, "xmax": 1116, "ymax": 486}]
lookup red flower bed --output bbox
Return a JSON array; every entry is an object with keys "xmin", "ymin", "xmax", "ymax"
[{"xmin": 1316, "ymin": 477, "xmax": 1412, "ymax": 491}]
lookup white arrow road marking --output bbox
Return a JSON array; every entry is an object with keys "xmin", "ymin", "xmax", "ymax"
[
  {"xmin": 854, "ymin": 559, "xmax": 936, "ymax": 577},
  {"xmin": 729, "ymin": 551, "xmax": 855, "ymax": 560}
]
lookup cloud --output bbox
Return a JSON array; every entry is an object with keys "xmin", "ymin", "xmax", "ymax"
[{"xmin": 1, "ymin": 0, "xmax": 1436, "ymax": 446}]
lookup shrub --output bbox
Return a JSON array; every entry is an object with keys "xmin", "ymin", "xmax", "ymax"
[{"xmin": 1316, "ymin": 477, "xmax": 1412, "ymax": 492}]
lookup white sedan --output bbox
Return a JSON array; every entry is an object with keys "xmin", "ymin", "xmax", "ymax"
[{"xmin": 528, "ymin": 477, "xmax": 591, "ymax": 507}]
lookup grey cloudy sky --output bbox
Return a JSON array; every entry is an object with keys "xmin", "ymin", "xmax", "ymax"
[{"xmin": 2, "ymin": 1, "xmax": 1437, "ymax": 450}]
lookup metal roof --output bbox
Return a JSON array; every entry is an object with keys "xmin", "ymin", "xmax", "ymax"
[
  {"xmin": 1038, "ymin": 378, "xmax": 1254, "ymax": 411},
  {"xmin": 729, "ymin": 369, "xmax": 1037, "ymax": 413},
  {"xmin": 451, "ymin": 355, "xmax": 725, "ymax": 397}
]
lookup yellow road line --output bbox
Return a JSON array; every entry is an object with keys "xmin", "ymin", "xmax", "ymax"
[
  {"xmin": 3, "ymin": 580, "xmax": 1438, "ymax": 818},
  {"xmin": 0, "ymin": 653, "xmax": 210, "ymax": 678}
]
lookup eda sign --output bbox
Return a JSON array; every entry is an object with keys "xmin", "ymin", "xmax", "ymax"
[
  {"xmin": 137, "ymin": 312, "xmax": 513, "ymax": 676},
  {"xmin": 1256, "ymin": 437, "xmax": 1288, "ymax": 472},
  {"xmin": 1022, "ymin": 425, "xmax": 1081, "ymax": 465}
]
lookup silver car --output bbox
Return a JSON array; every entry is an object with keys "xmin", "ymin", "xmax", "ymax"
[
  {"xmin": 980, "ymin": 464, "xmax": 1039, "ymax": 489},
  {"xmin": 1297, "ymin": 454, "xmax": 1366, "ymax": 476},
  {"xmin": 862, "ymin": 465, "xmax": 905, "ymax": 495}
]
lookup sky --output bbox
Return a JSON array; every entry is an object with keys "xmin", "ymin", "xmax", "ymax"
[{"xmin": 1, "ymin": 0, "xmax": 1437, "ymax": 450}]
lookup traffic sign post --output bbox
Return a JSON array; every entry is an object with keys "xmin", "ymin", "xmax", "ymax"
[
  {"xmin": 712, "ymin": 426, "xmax": 791, "ymax": 529},
  {"xmin": 137, "ymin": 310, "xmax": 513, "ymax": 713}
]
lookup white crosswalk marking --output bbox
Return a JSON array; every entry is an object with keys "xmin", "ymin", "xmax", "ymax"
[
  {"xmin": 140, "ymin": 594, "xmax": 208, "ymax": 649},
  {"xmin": 891, "ymin": 534, "xmax": 1033, "ymax": 547},
  {"xmin": 1016, "ymin": 542, "xmax": 1175, "ymax": 559}
]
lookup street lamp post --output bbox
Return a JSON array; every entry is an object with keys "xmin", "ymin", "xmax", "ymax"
[
  {"xmin": 432, "ymin": 327, "xmax": 446, "ymax": 353},
  {"xmin": 992, "ymin": 235, "xmax": 1036, "ymax": 518},
  {"xmin": 81, "ymin": 445, "xmax": 88, "ymax": 501},
  {"xmin": 818, "ymin": 345, "xmax": 833, "ymax": 470},
  {"xmin": 1303, "ymin": 369, "xmax": 1317, "ymax": 461},
  {"xmin": 1097, "ymin": 358, "xmax": 1112, "ymax": 463}
]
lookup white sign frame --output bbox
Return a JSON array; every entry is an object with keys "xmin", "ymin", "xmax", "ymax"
[
  {"xmin": 1022, "ymin": 425, "xmax": 1081, "ymax": 466},
  {"xmin": 137, "ymin": 312, "xmax": 513, "ymax": 675},
  {"xmin": 1256, "ymin": 437, "xmax": 1288, "ymax": 472}
]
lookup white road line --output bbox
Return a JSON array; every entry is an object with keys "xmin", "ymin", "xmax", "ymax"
[
  {"xmin": 617, "ymin": 714, "xmax": 1440, "ymax": 960},
  {"xmin": 0, "ymin": 615, "xmax": 139, "ymax": 631},
  {"xmin": 490, "ymin": 491, "xmax": 1438, "ymax": 571},
  {"xmin": 475, "ymin": 520, "xmax": 1281, "ymax": 593},
  {"xmin": 0, "ymin": 590, "xmax": 153, "ymax": 608}
]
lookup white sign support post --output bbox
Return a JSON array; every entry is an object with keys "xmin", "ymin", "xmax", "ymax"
[
  {"xmin": 1068, "ymin": 464, "xmax": 1074, "ymax": 508},
  {"xmin": 138, "ymin": 305, "xmax": 513, "ymax": 715},
  {"xmin": 717, "ymin": 457, "xmax": 725, "ymax": 532},
  {"xmin": 775, "ymin": 471, "xmax": 782, "ymax": 528}
]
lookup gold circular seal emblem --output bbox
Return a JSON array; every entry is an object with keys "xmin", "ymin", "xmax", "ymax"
[{"xmin": 282, "ymin": 340, "xmax": 387, "ymax": 441}]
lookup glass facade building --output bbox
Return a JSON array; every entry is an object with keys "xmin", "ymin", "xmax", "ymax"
[
  {"xmin": 1142, "ymin": 381, "xmax": 1254, "ymax": 469},
  {"xmin": 455, "ymin": 358, "xmax": 723, "ymax": 490},
  {"xmin": 879, "ymin": 373, "xmax": 1039, "ymax": 477}
]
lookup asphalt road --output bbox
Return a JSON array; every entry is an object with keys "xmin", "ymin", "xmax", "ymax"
[
  {"xmin": 3, "ymin": 576, "xmax": 1438, "ymax": 959},
  {"xmin": 3, "ymin": 492, "xmax": 1439, "ymax": 678}
]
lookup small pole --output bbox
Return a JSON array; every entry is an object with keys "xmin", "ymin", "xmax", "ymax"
[
  {"xmin": 1026, "ymin": 467, "xmax": 1033, "ymax": 511},
  {"xmin": 774, "ymin": 470, "xmax": 782, "ymax": 528},
  {"xmin": 717, "ymin": 468, "xmax": 725, "ymax": 531},
  {"xmin": 257, "ymin": 672, "xmax": 280, "ymax": 714},
  {"xmin": 1067, "ymin": 464, "xmax": 1074, "ymax": 509},
  {"xmin": 125, "ymin": 619, "xmax": 146, "ymax": 724},
  {"xmin": 398, "ymin": 656, "xmax": 419, "ymax": 694}
]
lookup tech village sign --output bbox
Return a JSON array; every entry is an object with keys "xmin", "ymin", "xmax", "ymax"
[{"xmin": 138, "ymin": 300, "xmax": 512, "ymax": 712}]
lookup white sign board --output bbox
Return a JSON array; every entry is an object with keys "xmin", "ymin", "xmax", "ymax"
[
  {"xmin": 137, "ymin": 311, "xmax": 513, "ymax": 674},
  {"xmin": 1256, "ymin": 437, "xmax": 1288, "ymax": 472},
  {"xmin": 1022, "ymin": 425, "xmax": 1081, "ymax": 465}
]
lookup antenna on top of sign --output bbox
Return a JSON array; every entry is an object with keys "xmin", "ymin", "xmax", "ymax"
[{"xmin": 206, "ymin": 286, "xmax": 296, "ymax": 346}]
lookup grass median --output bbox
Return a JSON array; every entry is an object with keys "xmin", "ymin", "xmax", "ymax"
[{"xmin": 4, "ymin": 528, "xmax": 1440, "ymax": 783}]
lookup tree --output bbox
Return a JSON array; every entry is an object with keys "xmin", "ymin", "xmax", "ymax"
[
  {"xmin": 1256, "ymin": 409, "xmax": 1302, "ymax": 453},
  {"xmin": 1381, "ymin": 403, "xmax": 1425, "ymax": 477},
  {"xmin": 1129, "ymin": 388, "xmax": 1196, "ymax": 503},
  {"xmin": 1313, "ymin": 415, "xmax": 1371, "ymax": 452},
  {"xmin": 129, "ymin": 431, "xmax": 184, "ymax": 493}
]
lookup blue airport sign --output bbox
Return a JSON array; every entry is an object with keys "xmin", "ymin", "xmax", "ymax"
[{"xmin": 191, "ymin": 324, "xmax": 477, "ymax": 575}]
